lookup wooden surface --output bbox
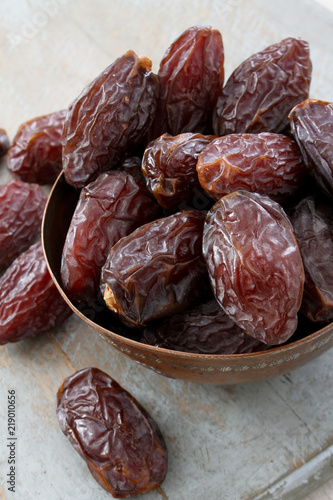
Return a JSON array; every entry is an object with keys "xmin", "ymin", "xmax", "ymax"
[{"xmin": 0, "ymin": 1, "xmax": 333, "ymax": 499}]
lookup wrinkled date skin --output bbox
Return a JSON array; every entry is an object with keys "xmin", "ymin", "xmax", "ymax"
[
  {"xmin": 213, "ymin": 37, "xmax": 312, "ymax": 136},
  {"xmin": 117, "ymin": 156, "xmax": 146, "ymax": 184},
  {"xmin": 203, "ymin": 191, "xmax": 304, "ymax": 345},
  {"xmin": 289, "ymin": 99, "xmax": 333, "ymax": 199},
  {"xmin": 290, "ymin": 195, "xmax": 333, "ymax": 323},
  {"xmin": 147, "ymin": 25, "xmax": 224, "ymax": 140},
  {"xmin": 61, "ymin": 171, "xmax": 161, "ymax": 303},
  {"xmin": 0, "ymin": 241, "xmax": 72, "ymax": 344},
  {"xmin": 62, "ymin": 51, "xmax": 159, "ymax": 189},
  {"xmin": 7, "ymin": 110, "xmax": 66, "ymax": 184},
  {"xmin": 142, "ymin": 132, "xmax": 214, "ymax": 211},
  {"xmin": 100, "ymin": 209, "xmax": 210, "ymax": 328},
  {"xmin": 0, "ymin": 179, "xmax": 47, "ymax": 273},
  {"xmin": 0, "ymin": 128, "xmax": 10, "ymax": 157},
  {"xmin": 56, "ymin": 367, "xmax": 168, "ymax": 498},
  {"xmin": 197, "ymin": 132, "xmax": 307, "ymax": 203},
  {"xmin": 140, "ymin": 298, "xmax": 269, "ymax": 354}
]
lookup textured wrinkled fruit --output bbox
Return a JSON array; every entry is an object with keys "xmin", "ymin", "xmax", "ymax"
[
  {"xmin": 7, "ymin": 110, "xmax": 66, "ymax": 184},
  {"xmin": 142, "ymin": 132, "xmax": 214, "ymax": 210},
  {"xmin": 0, "ymin": 241, "xmax": 72, "ymax": 344},
  {"xmin": 100, "ymin": 209, "xmax": 209, "ymax": 328},
  {"xmin": 203, "ymin": 191, "xmax": 304, "ymax": 345},
  {"xmin": 62, "ymin": 50, "xmax": 159, "ymax": 189},
  {"xmin": 147, "ymin": 25, "xmax": 224, "ymax": 140},
  {"xmin": 290, "ymin": 195, "xmax": 333, "ymax": 323},
  {"xmin": 0, "ymin": 128, "xmax": 10, "ymax": 157},
  {"xmin": 197, "ymin": 132, "xmax": 307, "ymax": 203},
  {"xmin": 61, "ymin": 170, "xmax": 161, "ymax": 303},
  {"xmin": 289, "ymin": 99, "xmax": 333, "ymax": 199},
  {"xmin": 140, "ymin": 298, "xmax": 269, "ymax": 354},
  {"xmin": 0, "ymin": 179, "xmax": 47, "ymax": 273},
  {"xmin": 117, "ymin": 156, "xmax": 146, "ymax": 184},
  {"xmin": 56, "ymin": 367, "xmax": 167, "ymax": 498},
  {"xmin": 213, "ymin": 37, "xmax": 312, "ymax": 136}
]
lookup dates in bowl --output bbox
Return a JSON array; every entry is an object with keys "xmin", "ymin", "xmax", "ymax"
[{"xmin": 42, "ymin": 25, "xmax": 333, "ymax": 385}]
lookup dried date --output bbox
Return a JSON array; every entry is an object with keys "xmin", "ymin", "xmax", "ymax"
[
  {"xmin": 196, "ymin": 132, "xmax": 307, "ymax": 203},
  {"xmin": 0, "ymin": 179, "xmax": 47, "ymax": 273},
  {"xmin": 213, "ymin": 37, "xmax": 312, "ymax": 136},
  {"xmin": 61, "ymin": 170, "xmax": 161, "ymax": 304},
  {"xmin": 289, "ymin": 99, "xmax": 333, "ymax": 199},
  {"xmin": 62, "ymin": 51, "xmax": 159, "ymax": 189},
  {"xmin": 140, "ymin": 298, "xmax": 269, "ymax": 354},
  {"xmin": 56, "ymin": 367, "xmax": 167, "ymax": 498},
  {"xmin": 142, "ymin": 132, "xmax": 214, "ymax": 211},
  {"xmin": 290, "ymin": 195, "xmax": 333, "ymax": 323},
  {"xmin": 0, "ymin": 128, "xmax": 10, "ymax": 157},
  {"xmin": 0, "ymin": 241, "xmax": 72, "ymax": 344},
  {"xmin": 147, "ymin": 26, "xmax": 224, "ymax": 140},
  {"xmin": 203, "ymin": 191, "xmax": 304, "ymax": 345},
  {"xmin": 100, "ymin": 209, "xmax": 210, "ymax": 328},
  {"xmin": 7, "ymin": 110, "xmax": 66, "ymax": 184}
]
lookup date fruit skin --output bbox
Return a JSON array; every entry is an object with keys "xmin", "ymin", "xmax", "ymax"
[
  {"xmin": 0, "ymin": 179, "xmax": 47, "ymax": 273},
  {"xmin": 0, "ymin": 241, "xmax": 72, "ymax": 344},
  {"xmin": 203, "ymin": 191, "xmax": 304, "ymax": 345},
  {"xmin": 140, "ymin": 298, "xmax": 269, "ymax": 354},
  {"xmin": 56, "ymin": 367, "xmax": 167, "ymax": 498},
  {"xmin": 62, "ymin": 51, "xmax": 159, "ymax": 189},
  {"xmin": 142, "ymin": 132, "xmax": 214, "ymax": 211},
  {"xmin": 197, "ymin": 132, "xmax": 307, "ymax": 203},
  {"xmin": 147, "ymin": 26, "xmax": 224, "ymax": 140},
  {"xmin": 0, "ymin": 128, "xmax": 10, "ymax": 157},
  {"xmin": 7, "ymin": 110, "xmax": 66, "ymax": 184},
  {"xmin": 61, "ymin": 170, "xmax": 161, "ymax": 304},
  {"xmin": 213, "ymin": 37, "xmax": 312, "ymax": 136},
  {"xmin": 290, "ymin": 195, "xmax": 333, "ymax": 323},
  {"xmin": 100, "ymin": 209, "xmax": 210, "ymax": 328},
  {"xmin": 289, "ymin": 99, "xmax": 333, "ymax": 199}
]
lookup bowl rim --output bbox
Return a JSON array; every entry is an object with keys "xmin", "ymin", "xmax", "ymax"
[{"xmin": 41, "ymin": 171, "xmax": 333, "ymax": 362}]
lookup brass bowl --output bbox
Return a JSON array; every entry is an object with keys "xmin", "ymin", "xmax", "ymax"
[{"xmin": 42, "ymin": 172, "xmax": 333, "ymax": 385}]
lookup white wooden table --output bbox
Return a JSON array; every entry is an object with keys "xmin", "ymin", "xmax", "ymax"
[{"xmin": 0, "ymin": 1, "xmax": 333, "ymax": 499}]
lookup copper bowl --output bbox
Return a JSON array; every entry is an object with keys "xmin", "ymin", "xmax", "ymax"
[{"xmin": 42, "ymin": 172, "xmax": 333, "ymax": 385}]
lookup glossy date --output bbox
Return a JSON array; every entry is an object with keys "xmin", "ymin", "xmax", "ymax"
[
  {"xmin": 142, "ymin": 132, "xmax": 214, "ymax": 211},
  {"xmin": 7, "ymin": 110, "xmax": 66, "ymax": 184},
  {"xmin": 0, "ymin": 128, "xmax": 10, "ymax": 157},
  {"xmin": 100, "ymin": 209, "xmax": 209, "ymax": 328},
  {"xmin": 289, "ymin": 99, "xmax": 333, "ymax": 199},
  {"xmin": 56, "ymin": 367, "xmax": 167, "ymax": 498},
  {"xmin": 213, "ymin": 37, "xmax": 311, "ymax": 136},
  {"xmin": 62, "ymin": 51, "xmax": 159, "ymax": 189},
  {"xmin": 0, "ymin": 179, "xmax": 47, "ymax": 273},
  {"xmin": 61, "ymin": 170, "xmax": 161, "ymax": 303},
  {"xmin": 203, "ymin": 191, "xmax": 304, "ymax": 345},
  {"xmin": 196, "ymin": 132, "xmax": 307, "ymax": 203},
  {"xmin": 0, "ymin": 241, "xmax": 72, "ymax": 344}
]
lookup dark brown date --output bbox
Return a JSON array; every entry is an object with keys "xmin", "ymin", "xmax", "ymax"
[
  {"xmin": 0, "ymin": 179, "xmax": 47, "ymax": 273},
  {"xmin": 203, "ymin": 191, "xmax": 304, "ymax": 345},
  {"xmin": 147, "ymin": 26, "xmax": 224, "ymax": 140},
  {"xmin": 213, "ymin": 37, "xmax": 312, "ymax": 136},
  {"xmin": 140, "ymin": 298, "xmax": 269, "ymax": 354},
  {"xmin": 61, "ymin": 170, "xmax": 161, "ymax": 304},
  {"xmin": 117, "ymin": 156, "xmax": 146, "ymax": 184},
  {"xmin": 290, "ymin": 195, "xmax": 333, "ymax": 323},
  {"xmin": 197, "ymin": 132, "xmax": 307, "ymax": 203},
  {"xmin": 0, "ymin": 128, "xmax": 10, "ymax": 157},
  {"xmin": 62, "ymin": 51, "xmax": 159, "ymax": 189},
  {"xmin": 56, "ymin": 367, "xmax": 167, "ymax": 498},
  {"xmin": 142, "ymin": 132, "xmax": 214, "ymax": 211},
  {"xmin": 0, "ymin": 241, "xmax": 72, "ymax": 344},
  {"xmin": 289, "ymin": 99, "xmax": 333, "ymax": 199},
  {"xmin": 100, "ymin": 209, "xmax": 210, "ymax": 328},
  {"xmin": 7, "ymin": 110, "xmax": 66, "ymax": 184}
]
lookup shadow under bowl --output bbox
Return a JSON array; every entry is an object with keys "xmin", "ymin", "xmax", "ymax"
[{"xmin": 42, "ymin": 172, "xmax": 333, "ymax": 385}]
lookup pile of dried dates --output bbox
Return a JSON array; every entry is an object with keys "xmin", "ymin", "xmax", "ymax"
[{"xmin": 1, "ymin": 24, "xmax": 333, "ymax": 497}]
